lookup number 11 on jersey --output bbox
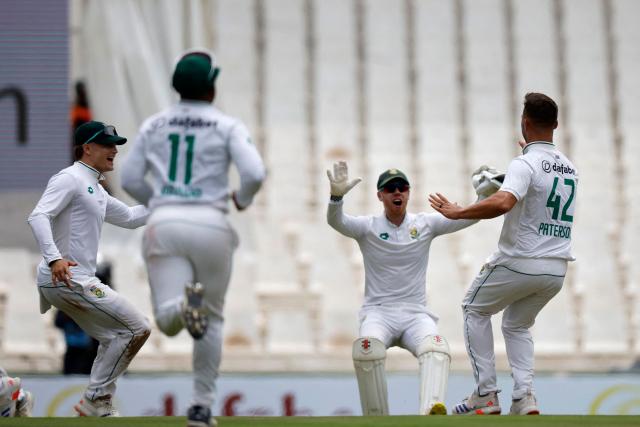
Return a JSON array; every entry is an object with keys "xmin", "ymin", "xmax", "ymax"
[{"xmin": 168, "ymin": 133, "xmax": 196, "ymax": 185}]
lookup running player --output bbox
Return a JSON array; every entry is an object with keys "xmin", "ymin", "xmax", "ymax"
[
  {"xmin": 28, "ymin": 121, "xmax": 151, "ymax": 417},
  {"xmin": 327, "ymin": 161, "xmax": 490, "ymax": 416},
  {"xmin": 430, "ymin": 92, "xmax": 577, "ymax": 415},
  {"xmin": 121, "ymin": 48, "xmax": 265, "ymax": 427}
]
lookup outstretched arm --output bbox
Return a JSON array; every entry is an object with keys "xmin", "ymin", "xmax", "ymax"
[
  {"xmin": 430, "ymin": 157, "xmax": 529, "ymax": 220},
  {"xmin": 326, "ymin": 161, "xmax": 367, "ymax": 239},
  {"xmin": 327, "ymin": 199, "xmax": 369, "ymax": 239},
  {"xmin": 429, "ymin": 190, "xmax": 517, "ymax": 220},
  {"xmin": 105, "ymin": 193, "xmax": 149, "ymax": 228},
  {"xmin": 427, "ymin": 211, "xmax": 478, "ymax": 236}
]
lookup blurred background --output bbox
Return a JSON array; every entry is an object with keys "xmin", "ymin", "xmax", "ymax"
[{"xmin": 1, "ymin": 0, "xmax": 639, "ymax": 417}]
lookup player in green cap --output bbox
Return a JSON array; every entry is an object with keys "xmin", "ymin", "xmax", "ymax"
[
  {"xmin": 29, "ymin": 121, "xmax": 151, "ymax": 417},
  {"xmin": 326, "ymin": 161, "xmax": 501, "ymax": 416},
  {"xmin": 121, "ymin": 49, "xmax": 265, "ymax": 427}
]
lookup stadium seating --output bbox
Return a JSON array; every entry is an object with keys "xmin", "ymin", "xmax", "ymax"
[{"xmin": 1, "ymin": 0, "xmax": 638, "ymax": 374}]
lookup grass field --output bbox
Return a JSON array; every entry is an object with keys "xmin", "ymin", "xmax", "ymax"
[{"xmin": 1, "ymin": 416, "xmax": 640, "ymax": 427}]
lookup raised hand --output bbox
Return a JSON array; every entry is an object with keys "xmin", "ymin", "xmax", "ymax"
[
  {"xmin": 429, "ymin": 193, "xmax": 462, "ymax": 220},
  {"xmin": 326, "ymin": 161, "xmax": 362, "ymax": 197}
]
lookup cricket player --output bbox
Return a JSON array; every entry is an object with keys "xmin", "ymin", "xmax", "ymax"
[
  {"xmin": 326, "ymin": 161, "xmax": 497, "ymax": 416},
  {"xmin": 121, "ymin": 48, "xmax": 265, "ymax": 427},
  {"xmin": 28, "ymin": 121, "xmax": 151, "ymax": 417},
  {"xmin": 430, "ymin": 93, "xmax": 577, "ymax": 415},
  {"xmin": 0, "ymin": 368, "xmax": 33, "ymax": 417}
]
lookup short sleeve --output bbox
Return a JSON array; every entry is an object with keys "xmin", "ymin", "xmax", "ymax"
[{"xmin": 500, "ymin": 158, "xmax": 534, "ymax": 201}]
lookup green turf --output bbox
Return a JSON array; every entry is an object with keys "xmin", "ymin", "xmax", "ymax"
[{"xmin": 1, "ymin": 416, "xmax": 640, "ymax": 427}]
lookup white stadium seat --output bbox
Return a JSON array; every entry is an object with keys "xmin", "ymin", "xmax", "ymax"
[{"xmin": 2, "ymin": 0, "xmax": 639, "ymax": 373}]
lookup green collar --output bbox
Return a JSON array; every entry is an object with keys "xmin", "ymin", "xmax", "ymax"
[{"xmin": 522, "ymin": 141, "xmax": 555, "ymax": 155}]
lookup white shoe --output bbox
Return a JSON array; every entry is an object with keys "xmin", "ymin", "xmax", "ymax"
[
  {"xmin": 510, "ymin": 391, "xmax": 539, "ymax": 415},
  {"xmin": 74, "ymin": 395, "xmax": 120, "ymax": 417},
  {"xmin": 15, "ymin": 390, "xmax": 33, "ymax": 417},
  {"xmin": 182, "ymin": 282, "xmax": 209, "ymax": 340},
  {"xmin": 452, "ymin": 390, "xmax": 501, "ymax": 415},
  {"xmin": 0, "ymin": 376, "xmax": 21, "ymax": 416},
  {"xmin": 0, "ymin": 376, "xmax": 21, "ymax": 402}
]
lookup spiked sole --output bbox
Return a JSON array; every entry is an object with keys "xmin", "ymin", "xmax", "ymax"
[{"xmin": 183, "ymin": 283, "xmax": 209, "ymax": 340}]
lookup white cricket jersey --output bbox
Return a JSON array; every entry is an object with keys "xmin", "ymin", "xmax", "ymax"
[
  {"xmin": 121, "ymin": 100, "xmax": 265, "ymax": 212},
  {"xmin": 28, "ymin": 162, "xmax": 149, "ymax": 286},
  {"xmin": 327, "ymin": 201, "xmax": 476, "ymax": 306},
  {"xmin": 490, "ymin": 141, "xmax": 578, "ymax": 262}
]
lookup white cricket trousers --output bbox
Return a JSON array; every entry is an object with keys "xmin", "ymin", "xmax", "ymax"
[
  {"xmin": 359, "ymin": 303, "xmax": 439, "ymax": 355},
  {"xmin": 142, "ymin": 205, "xmax": 238, "ymax": 408},
  {"xmin": 39, "ymin": 281, "xmax": 151, "ymax": 401},
  {"xmin": 462, "ymin": 257, "xmax": 566, "ymax": 399}
]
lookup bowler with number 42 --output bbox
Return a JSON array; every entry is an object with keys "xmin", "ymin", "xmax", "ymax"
[{"xmin": 430, "ymin": 92, "xmax": 578, "ymax": 416}]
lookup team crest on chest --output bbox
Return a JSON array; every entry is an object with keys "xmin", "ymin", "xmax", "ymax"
[
  {"xmin": 409, "ymin": 226, "xmax": 419, "ymax": 239},
  {"xmin": 87, "ymin": 186, "xmax": 94, "ymax": 194},
  {"xmin": 379, "ymin": 232, "xmax": 389, "ymax": 240}
]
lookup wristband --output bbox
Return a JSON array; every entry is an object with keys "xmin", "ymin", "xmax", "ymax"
[{"xmin": 330, "ymin": 195, "xmax": 343, "ymax": 202}]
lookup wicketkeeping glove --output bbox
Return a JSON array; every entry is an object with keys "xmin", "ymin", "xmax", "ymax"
[
  {"xmin": 327, "ymin": 161, "xmax": 362, "ymax": 197},
  {"xmin": 472, "ymin": 165, "xmax": 505, "ymax": 198}
]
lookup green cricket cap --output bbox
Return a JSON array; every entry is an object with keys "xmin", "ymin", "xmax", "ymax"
[
  {"xmin": 172, "ymin": 52, "xmax": 219, "ymax": 97},
  {"xmin": 377, "ymin": 168, "xmax": 410, "ymax": 190},
  {"xmin": 74, "ymin": 121, "xmax": 127, "ymax": 146}
]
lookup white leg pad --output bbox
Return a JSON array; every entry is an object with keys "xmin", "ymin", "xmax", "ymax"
[
  {"xmin": 352, "ymin": 337, "xmax": 388, "ymax": 415},
  {"xmin": 418, "ymin": 335, "xmax": 451, "ymax": 415}
]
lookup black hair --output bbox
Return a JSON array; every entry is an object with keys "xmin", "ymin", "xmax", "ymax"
[{"xmin": 523, "ymin": 92, "xmax": 558, "ymax": 127}]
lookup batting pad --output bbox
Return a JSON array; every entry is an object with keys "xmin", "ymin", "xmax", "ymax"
[
  {"xmin": 352, "ymin": 337, "xmax": 388, "ymax": 416},
  {"xmin": 417, "ymin": 335, "xmax": 451, "ymax": 415}
]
